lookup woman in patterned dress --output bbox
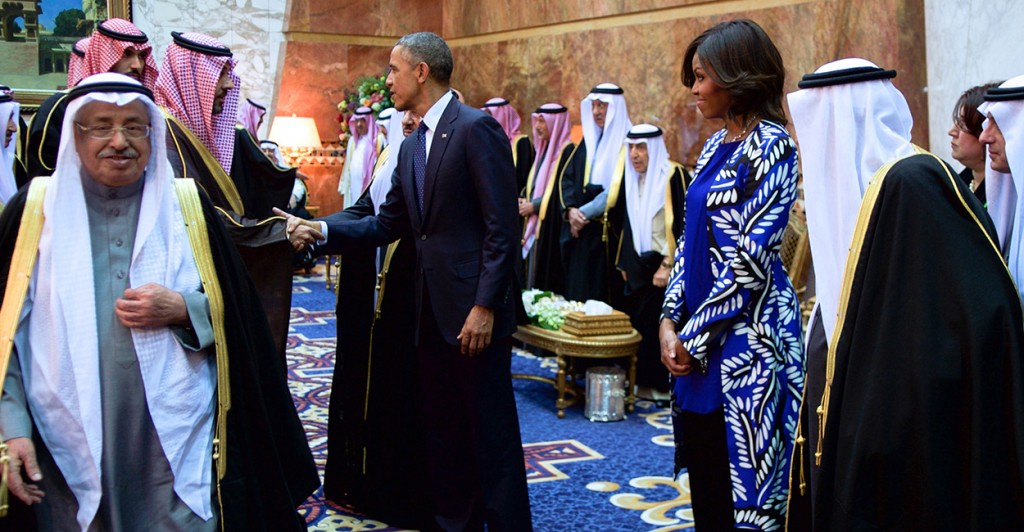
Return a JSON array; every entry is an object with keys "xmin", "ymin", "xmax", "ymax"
[{"xmin": 659, "ymin": 19, "xmax": 805, "ymax": 530}]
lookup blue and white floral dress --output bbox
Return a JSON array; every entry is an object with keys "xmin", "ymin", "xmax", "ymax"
[{"xmin": 662, "ymin": 120, "xmax": 805, "ymax": 530}]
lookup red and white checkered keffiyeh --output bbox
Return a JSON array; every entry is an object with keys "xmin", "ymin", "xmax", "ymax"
[
  {"xmin": 67, "ymin": 37, "xmax": 90, "ymax": 88},
  {"xmin": 83, "ymin": 19, "xmax": 158, "ymax": 88},
  {"xmin": 155, "ymin": 32, "xmax": 240, "ymax": 174}
]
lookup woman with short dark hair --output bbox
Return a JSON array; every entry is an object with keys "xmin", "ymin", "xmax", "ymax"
[
  {"xmin": 660, "ymin": 19, "xmax": 805, "ymax": 529},
  {"xmin": 949, "ymin": 81, "xmax": 1002, "ymax": 205}
]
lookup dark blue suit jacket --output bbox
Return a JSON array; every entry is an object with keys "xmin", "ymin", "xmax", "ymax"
[{"xmin": 318, "ymin": 96, "xmax": 520, "ymax": 345}]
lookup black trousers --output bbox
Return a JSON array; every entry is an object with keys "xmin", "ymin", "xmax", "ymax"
[
  {"xmin": 415, "ymin": 293, "xmax": 532, "ymax": 532},
  {"xmin": 675, "ymin": 408, "xmax": 734, "ymax": 531}
]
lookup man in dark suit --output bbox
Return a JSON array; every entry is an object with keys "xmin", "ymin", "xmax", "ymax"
[{"xmin": 276, "ymin": 32, "xmax": 532, "ymax": 531}]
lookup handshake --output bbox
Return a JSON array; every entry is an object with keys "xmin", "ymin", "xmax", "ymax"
[{"xmin": 272, "ymin": 207, "xmax": 324, "ymax": 252}]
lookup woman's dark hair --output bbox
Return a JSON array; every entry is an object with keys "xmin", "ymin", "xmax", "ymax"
[
  {"xmin": 953, "ymin": 81, "xmax": 1003, "ymax": 137},
  {"xmin": 681, "ymin": 19, "xmax": 787, "ymax": 126}
]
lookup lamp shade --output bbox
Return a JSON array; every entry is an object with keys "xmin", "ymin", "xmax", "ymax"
[{"xmin": 268, "ymin": 115, "xmax": 323, "ymax": 149}]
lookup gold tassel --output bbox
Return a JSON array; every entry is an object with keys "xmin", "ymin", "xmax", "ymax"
[
  {"xmin": 815, "ymin": 402, "xmax": 825, "ymax": 466},
  {"xmin": 797, "ymin": 432, "xmax": 807, "ymax": 495},
  {"xmin": 793, "ymin": 413, "xmax": 807, "ymax": 496}
]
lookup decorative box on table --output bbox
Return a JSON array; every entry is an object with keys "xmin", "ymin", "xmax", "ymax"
[{"xmin": 559, "ymin": 310, "xmax": 633, "ymax": 337}]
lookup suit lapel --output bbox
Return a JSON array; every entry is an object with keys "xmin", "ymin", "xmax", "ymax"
[
  {"xmin": 403, "ymin": 146, "xmax": 423, "ymax": 228},
  {"xmin": 421, "ymin": 98, "xmax": 459, "ymax": 226}
]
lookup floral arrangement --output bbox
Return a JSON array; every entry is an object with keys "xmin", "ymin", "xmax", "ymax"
[
  {"xmin": 522, "ymin": 289, "xmax": 584, "ymax": 331},
  {"xmin": 336, "ymin": 73, "xmax": 393, "ymax": 144}
]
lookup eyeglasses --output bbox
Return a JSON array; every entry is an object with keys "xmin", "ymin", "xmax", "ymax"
[{"xmin": 74, "ymin": 122, "xmax": 151, "ymax": 140}]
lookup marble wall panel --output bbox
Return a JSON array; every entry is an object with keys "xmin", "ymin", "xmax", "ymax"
[
  {"xmin": 925, "ymin": 0, "xmax": 1024, "ymax": 170},
  {"xmin": 447, "ymin": 0, "xmax": 928, "ymax": 164},
  {"xmin": 288, "ymin": 0, "xmax": 441, "ymax": 35},
  {"xmin": 133, "ymin": 0, "xmax": 286, "ymax": 138},
  {"xmin": 443, "ymin": 0, "xmax": 708, "ymax": 38}
]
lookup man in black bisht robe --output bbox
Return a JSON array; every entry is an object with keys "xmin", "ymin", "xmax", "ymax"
[
  {"xmin": 785, "ymin": 60, "xmax": 925, "ymax": 528},
  {"xmin": 560, "ymin": 83, "xmax": 632, "ymax": 306},
  {"xmin": 155, "ymin": 32, "xmax": 294, "ymax": 360},
  {"xmin": 310, "ymin": 109, "xmax": 431, "ymax": 528},
  {"xmin": 786, "ymin": 62, "xmax": 1024, "ymax": 531},
  {"xmin": 519, "ymin": 103, "xmax": 574, "ymax": 293},
  {"xmin": 613, "ymin": 124, "xmax": 687, "ymax": 399}
]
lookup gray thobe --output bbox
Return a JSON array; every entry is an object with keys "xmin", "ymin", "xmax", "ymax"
[{"xmin": 0, "ymin": 172, "xmax": 217, "ymax": 531}]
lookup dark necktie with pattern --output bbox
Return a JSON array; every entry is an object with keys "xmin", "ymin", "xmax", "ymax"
[{"xmin": 414, "ymin": 122, "xmax": 428, "ymax": 212}]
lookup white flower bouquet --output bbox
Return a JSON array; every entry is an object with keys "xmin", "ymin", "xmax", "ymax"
[{"xmin": 522, "ymin": 289, "xmax": 584, "ymax": 330}]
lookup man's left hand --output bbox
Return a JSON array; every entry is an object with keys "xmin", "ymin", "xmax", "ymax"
[
  {"xmin": 517, "ymin": 198, "xmax": 535, "ymax": 217},
  {"xmin": 457, "ymin": 305, "xmax": 494, "ymax": 356},
  {"xmin": 115, "ymin": 283, "xmax": 188, "ymax": 328},
  {"xmin": 567, "ymin": 207, "xmax": 588, "ymax": 237}
]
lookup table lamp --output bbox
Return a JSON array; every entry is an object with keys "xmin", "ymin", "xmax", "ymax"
[{"xmin": 268, "ymin": 115, "xmax": 322, "ymax": 166}]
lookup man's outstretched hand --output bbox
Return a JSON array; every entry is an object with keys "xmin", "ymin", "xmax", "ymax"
[{"xmin": 272, "ymin": 207, "xmax": 324, "ymax": 252}]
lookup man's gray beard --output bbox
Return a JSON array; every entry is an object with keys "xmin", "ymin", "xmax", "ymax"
[{"xmin": 212, "ymin": 103, "xmax": 223, "ymax": 115}]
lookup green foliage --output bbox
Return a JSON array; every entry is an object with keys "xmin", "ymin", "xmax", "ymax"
[
  {"xmin": 521, "ymin": 289, "xmax": 584, "ymax": 331},
  {"xmin": 53, "ymin": 9, "xmax": 89, "ymax": 37},
  {"xmin": 335, "ymin": 73, "xmax": 393, "ymax": 141}
]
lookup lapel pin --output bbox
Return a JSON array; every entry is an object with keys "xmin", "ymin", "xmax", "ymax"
[{"xmin": 441, "ymin": 133, "xmax": 448, "ymax": 138}]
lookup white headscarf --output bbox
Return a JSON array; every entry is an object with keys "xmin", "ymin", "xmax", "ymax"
[
  {"xmin": 624, "ymin": 124, "xmax": 670, "ymax": 254},
  {"xmin": 23, "ymin": 72, "xmax": 215, "ymax": 528},
  {"xmin": 346, "ymin": 106, "xmax": 379, "ymax": 197},
  {"xmin": 369, "ymin": 109, "xmax": 407, "ymax": 215},
  {"xmin": 260, "ymin": 140, "xmax": 288, "ymax": 167},
  {"xmin": 378, "ymin": 107, "xmax": 395, "ymax": 144},
  {"xmin": 787, "ymin": 58, "xmax": 916, "ymax": 342},
  {"xmin": 982, "ymin": 160, "xmax": 1016, "ymax": 253},
  {"xmin": 0, "ymin": 91, "xmax": 20, "ymax": 203},
  {"xmin": 979, "ymin": 75, "xmax": 1024, "ymax": 297},
  {"xmin": 580, "ymin": 83, "xmax": 632, "ymax": 189}
]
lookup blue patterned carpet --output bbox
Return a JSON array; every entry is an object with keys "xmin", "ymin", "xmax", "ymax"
[{"xmin": 288, "ymin": 262, "xmax": 695, "ymax": 531}]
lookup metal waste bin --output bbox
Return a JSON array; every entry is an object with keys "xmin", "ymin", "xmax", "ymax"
[{"xmin": 585, "ymin": 366, "xmax": 626, "ymax": 422}]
